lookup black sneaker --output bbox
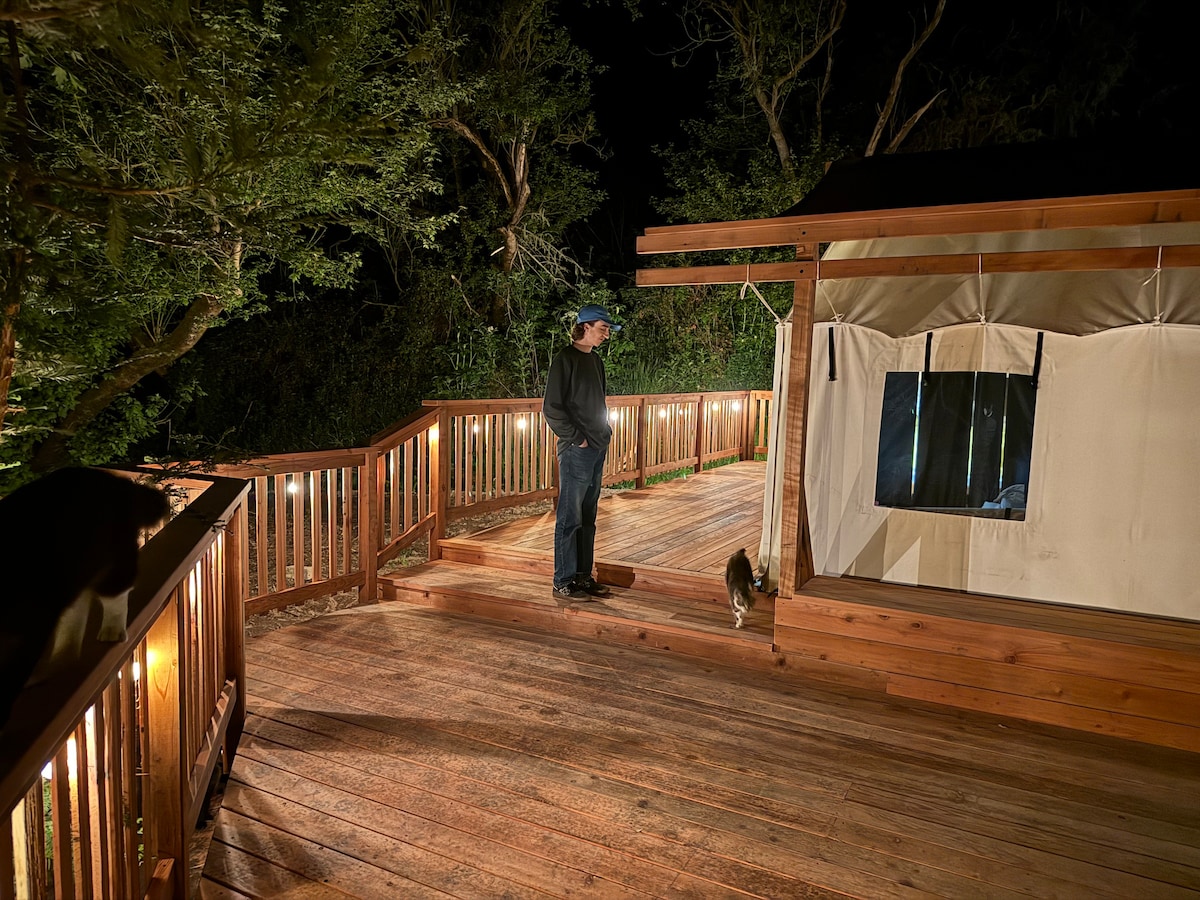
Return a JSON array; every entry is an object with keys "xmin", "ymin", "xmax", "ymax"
[
  {"xmin": 552, "ymin": 582, "xmax": 590, "ymax": 601},
  {"xmin": 576, "ymin": 577, "xmax": 610, "ymax": 597}
]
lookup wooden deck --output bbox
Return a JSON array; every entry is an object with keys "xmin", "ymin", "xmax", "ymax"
[
  {"xmin": 463, "ymin": 459, "xmax": 767, "ymax": 578},
  {"xmin": 378, "ymin": 462, "xmax": 779, "ymax": 669},
  {"xmin": 200, "ymin": 601, "xmax": 1200, "ymax": 898}
]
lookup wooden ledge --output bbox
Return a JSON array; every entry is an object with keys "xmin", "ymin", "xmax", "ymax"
[{"xmin": 778, "ymin": 576, "xmax": 1200, "ymax": 753}]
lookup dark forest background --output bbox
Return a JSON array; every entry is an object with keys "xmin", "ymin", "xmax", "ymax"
[{"xmin": 1, "ymin": 0, "xmax": 1194, "ymax": 488}]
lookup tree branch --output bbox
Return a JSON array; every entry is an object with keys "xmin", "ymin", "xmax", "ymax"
[
  {"xmin": 0, "ymin": 2, "xmax": 106, "ymax": 23},
  {"xmin": 865, "ymin": 0, "xmax": 947, "ymax": 157},
  {"xmin": 30, "ymin": 291, "xmax": 225, "ymax": 472},
  {"xmin": 771, "ymin": 0, "xmax": 845, "ymax": 97},
  {"xmin": 431, "ymin": 117, "xmax": 514, "ymax": 209},
  {"xmin": 884, "ymin": 89, "xmax": 944, "ymax": 153}
]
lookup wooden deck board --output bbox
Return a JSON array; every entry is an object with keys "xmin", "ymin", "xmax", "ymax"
[
  {"xmin": 469, "ymin": 461, "xmax": 766, "ymax": 574},
  {"xmin": 201, "ymin": 603, "xmax": 1200, "ymax": 899}
]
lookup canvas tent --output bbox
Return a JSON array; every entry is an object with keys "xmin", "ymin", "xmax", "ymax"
[{"xmin": 637, "ymin": 141, "xmax": 1200, "ymax": 622}]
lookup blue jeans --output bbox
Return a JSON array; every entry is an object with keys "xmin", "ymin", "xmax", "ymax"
[{"xmin": 553, "ymin": 442, "xmax": 607, "ymax": 587}]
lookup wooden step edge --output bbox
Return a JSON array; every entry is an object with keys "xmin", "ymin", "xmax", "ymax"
[
  {"xmin": 385, "ymin": 558, "xmax": 776, "ymax": 618},
  {"xmin": 437, "ymin": 538, "xmax": 775, "ymax": 610},
  {"xmin": 381, "ymin": 570, "xmax": 774, "ymax": 651},
  {"xmin": 566, "ymin": 604, "xmax": 775, "ymax": 649},
  {"xmin": 381, "ymin": 587, "xmax": 781, "ymax": 671}
]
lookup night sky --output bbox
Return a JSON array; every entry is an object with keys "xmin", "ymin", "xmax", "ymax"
[{"xmin": 560, "ymin": 0, "xmax": 1200, "ymax": 275}]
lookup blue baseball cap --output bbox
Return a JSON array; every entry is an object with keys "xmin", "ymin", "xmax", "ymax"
[{"xmin": 576, "ymin": 304, "xmax": 621, "ymax": 331}]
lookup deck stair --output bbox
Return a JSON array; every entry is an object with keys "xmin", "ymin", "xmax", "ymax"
[
  {"xmin": 380, "ymin": 548, "xmax": 777, "ymax": 669},
  {"xmin": 436, "ymin": 535, "xmax": 775, "ymax": 608}
]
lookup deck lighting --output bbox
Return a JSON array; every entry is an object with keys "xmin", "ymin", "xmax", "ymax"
[
  {"xmin": 658, "ymin": 409, "xmax": 667, "ymax": 418},
  {"xmin": 429, "ymin": 425, "xmax": 439, "ymax": 442},
  {"xmin": 609, "ymin": 410, "xmax": 620, "ymax": 422},
  {"xmin": 711, "ymin": 402, "xmax": 721, "ymax": 412},
  {"xmin": 516, "ymin": 417, "xmax": 527, "ymax": 430},
  {"xmin": 731, "ymin": 401, "xmax": 741, "ymax": 411},
  {"xmin": 472, "ymin": 424, "xmax": 479, "ymax": 434},
  {"xmin": 41, "ymin": 708, "xmax": 90, "ymax": 780},
  {"xmin": 287, "ymin": 480, "xmax": 299, "ymax": 495}
]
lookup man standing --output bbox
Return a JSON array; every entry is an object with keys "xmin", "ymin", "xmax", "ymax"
[{"xmin": 543, "ymin": 304, "xmax": 620, "ymax": 601}]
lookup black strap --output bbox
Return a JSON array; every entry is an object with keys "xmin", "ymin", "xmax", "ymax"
[
  {"xmin": 827, "ymin": 328, "xmax": 837, "ymax": 382},
  {"xmin": 923, "ymin": 332, "xmax": 932, "ymax": 385},
  {"xmin": 1032, "ymin": 331, "xmax": 1044, "ymax": 390}
]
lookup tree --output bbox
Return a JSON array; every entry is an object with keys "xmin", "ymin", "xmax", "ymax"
[
  {"xmin": 680, "ymin": 0, "xmax": 846, "ymax": 181},
  {"xmin": 0, "ymin": 0, "xmax": 447, "ymax": 481},
  {"xmin": 410, "ymin": 0, "xmax": 605, "ymax": 327}
]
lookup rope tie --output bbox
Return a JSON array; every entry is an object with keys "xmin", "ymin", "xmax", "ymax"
[{"xmin": 739, "ymin": 266, "xmax": 783, "ymax": 323}]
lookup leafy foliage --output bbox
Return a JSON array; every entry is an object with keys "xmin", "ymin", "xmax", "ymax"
[{"xmin": 0, "ymin": 0, "xmax": 450, "ymax": 484}]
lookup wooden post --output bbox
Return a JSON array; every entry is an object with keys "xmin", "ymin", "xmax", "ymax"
[
  {"xmin": 429, "ymin": 408, "xmax": 450, "ymax": 560},
  {"xmin": 778, "ymin": 245, "xmax": 819, "ymax": 599},
  {"xmin": 694, "ymin": 395, "xmax": 707, "ymax": 473},
  {"xmin": 145, "ymin": 594, "xmax": 186, "ymax": 900},
  {"xmin": 740, "ymin": 391, "xmax": 754, "ymax": 460},
  {"xmin": 359, "ymin": 448, "xmax": 380, "ymax": 602},
  {"xmin": 635, "ymin": 396, "xmax": 648, "ymax": 489},
  {"xmin": 223, "ymin": 503, "xmax": 246, "ymax": 766}
]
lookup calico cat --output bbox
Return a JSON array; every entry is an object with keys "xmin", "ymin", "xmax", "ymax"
[
  {"xmin": 0, "ymin": 467, "xmax": 170, "ymax": 728},
  {"xmin": 724, "ymin": 547, "xmax": 756, "ymax": 629}
]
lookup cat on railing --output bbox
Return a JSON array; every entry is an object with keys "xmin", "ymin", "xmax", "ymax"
[{"xmin": 0, "ymin": 467, "xmax": 170, "ymax": 729}]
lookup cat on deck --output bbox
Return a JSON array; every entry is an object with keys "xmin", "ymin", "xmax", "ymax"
[
  {"xmin": 0, "ymin": 467, "xmax": 170, "ymax": 728},
  {"xmin": 724, "ymin": 547, "xmax": 757, "ymax": 629}
]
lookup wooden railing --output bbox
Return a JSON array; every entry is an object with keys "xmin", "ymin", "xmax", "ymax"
[
  {"xmin": 0, "ymin": 475, "xmax": 248, "ymax": 900},
  {"xmin": 210, "ymin": 390, "xmax": 772, "ymax": 615},
  {"xmin": 750, "ymin": 389, "xmax": 773, "ymax": 456},
  {"xmin": 212, "ymin": 450, "xmax": 377, "ymax": 616}
]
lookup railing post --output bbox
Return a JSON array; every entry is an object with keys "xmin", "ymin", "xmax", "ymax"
[
  {"xmin": 741, "ymin": 390, "xmax": 753, "ymax": 460},
  {"xmin": 360, "ymin": 447, "xmax": 380, "ymax": 603},
  {"xmin": 429, "ymin": 407, "xmax": 450, "ymax": 560},
  {"xmin": 144, "ymin": 593, "xmax": 186, "ymax": 899},
  {"xmin": 694, "ymin": 394, "xmax": 707, "ymax": 474},
  {"xmin": 223, "ymin": 501, "xmax": 246, "ymax": 767},
  {"xmin": 635, "ymin": 397, "xmax": 648, "ymax": 489}
]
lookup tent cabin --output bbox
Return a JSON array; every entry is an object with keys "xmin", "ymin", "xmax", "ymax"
[{"xmin": 636, "ymin": 141, "xmax": 1200, "ymax": 751}]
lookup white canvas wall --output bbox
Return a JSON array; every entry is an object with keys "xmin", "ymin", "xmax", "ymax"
[{"xmin": 798, "ymin": 320, "xmax": 1200, "ymax": 620}]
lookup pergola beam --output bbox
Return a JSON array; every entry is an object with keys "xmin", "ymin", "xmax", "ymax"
[
  {"xmin": 636, "ymin": 244, "xmax": 1200, "ymax": 287},
  {"xmin": 636, "ymin": 191, "xmax": 1200, "ymax": 255},
  {"xmin": 635, "ymin": 262, "xmax": 808, "ymax": 287}
]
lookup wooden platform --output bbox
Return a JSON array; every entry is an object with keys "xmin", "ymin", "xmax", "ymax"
[
  {"xmin": 200, "ymin": 601, "xmax": 1200, "ymax": 898},
  {"xmin": 447, "ymin": 460, "xmax": 767, "ymax": 582},
  {"xmin": 379, "ymin": 462, "xmax": 776, "ymax": 669},
  {"xmin": 378, "ymin": 459, "xmax": 1200, "ymax": 755},
  {"xmin": 781, "ymin": 576, "xmax": 1200, "ymax": 754}
]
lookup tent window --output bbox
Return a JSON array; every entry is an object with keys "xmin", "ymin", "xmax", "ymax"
[{"xmin": 875, "ymin": 371, "xmax": 1035, "ymax": 519}]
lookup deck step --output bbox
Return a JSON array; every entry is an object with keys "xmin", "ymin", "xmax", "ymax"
[
  {"xmin": 380, "ymin": 559, "xmax": 777, "ymax": 669},
  {"xmin": 437, "ymin": 536, "xmax": 775, "ymax": 612}
]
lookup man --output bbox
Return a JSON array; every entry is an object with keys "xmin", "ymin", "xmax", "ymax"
[{"xmin": 542, "ymin": 304, "xmax": 621, "ymax": 601}]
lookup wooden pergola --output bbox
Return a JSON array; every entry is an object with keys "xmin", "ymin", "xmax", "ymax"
[{"xmin": 635, "ymin": 142, "xmax": 1200, "ymax": 600}]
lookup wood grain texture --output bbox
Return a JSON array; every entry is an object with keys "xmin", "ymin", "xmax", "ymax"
[
  {"xmin": 201, "ymin": 602, "xmax": 1200, "ymax": 898},
  {"xmin": 780, "ymin": 577, "xmax": 1200, "ymax": 753}
]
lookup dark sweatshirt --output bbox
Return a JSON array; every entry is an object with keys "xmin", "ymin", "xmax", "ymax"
[{"xmin": 543, "ymin": 344, "xmax": 612, "ymax": 451}]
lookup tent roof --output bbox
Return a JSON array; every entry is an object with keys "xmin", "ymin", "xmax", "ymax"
[{"xmin": 780, "ymin": 139, "xmax": 1199, "ymax": 218}]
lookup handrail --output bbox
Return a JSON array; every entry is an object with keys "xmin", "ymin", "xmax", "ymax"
[
  {"xmin": 208, "ymin": 389, "xmax": 773, "ymax": 615},
  {"xmin": 370, "ymin": 405, "xmax": 441, "ymax": 450},
  {"xmin": 0, "ymin": 474, "xmax": 249, "ymax": 898}
]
